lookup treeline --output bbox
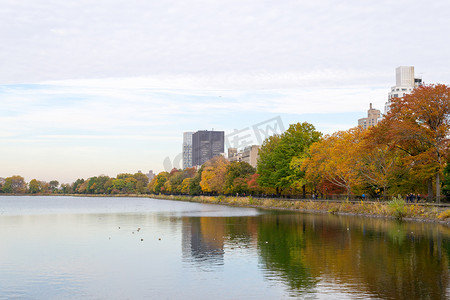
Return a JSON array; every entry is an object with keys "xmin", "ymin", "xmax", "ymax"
[
  {"xmin": 2, "ymin": 84, "xmax": 450, "ymax": 202},
  {"xmin": 0, "ymin": 173, "xmax": 150, "ymax": 195}
]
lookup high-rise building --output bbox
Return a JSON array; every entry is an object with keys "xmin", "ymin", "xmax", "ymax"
[
  {"xmin": 183, "ymin": 132, "xmax": 194, "ymax": 169},
  {"xmin": 384, "ymin": 66, "xmax": 423, "ymax": 114},
  {"xmin": 192, "ymin": 130, "xmax": 224, "ymax": 166},
  {"xmin": 358, "ymin": 103, "xmax": 381, "ymax": 129}
]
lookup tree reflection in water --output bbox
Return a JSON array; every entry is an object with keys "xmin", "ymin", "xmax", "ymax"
[{"xmin": 257, "ymin": 213, "xmax": 449, "ymax": 299}]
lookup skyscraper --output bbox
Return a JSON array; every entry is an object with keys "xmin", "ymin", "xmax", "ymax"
[
  {"xmin": 192, "ymin": 130, "xmax": 224, "ymax": 166},
  {"xmin": 384, "ymin": 66, "xmax": 423, "ymax": 114},
  {"xmin": 183, "ymin": 132, "xmax": 193, "ymax": 169}
]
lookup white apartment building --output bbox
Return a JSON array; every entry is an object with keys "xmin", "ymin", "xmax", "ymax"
[{"xmin": 384, "ymin": 66, "xmax": 423, "ymax": 114}]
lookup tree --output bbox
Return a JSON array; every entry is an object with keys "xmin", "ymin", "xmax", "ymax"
[
  {"xmin": 257, "ymin": 122, "xmax": 322, "ymax": 195},
  {"xmin": 224, "ymin": 161, "xmax": 255, "ymax": 194},
  {"xmin": 60, "ymin": 183, "xmax": 72, "ymax": 194},
  {"xmin": 112, "ymin": 178, "xmax": 126, "ymax": 194},
  {"xmin": 76, "ymin": 180, "xmax": 88, "ymax": 193},
  {"xmin": 3, "ymin": 175, "xmax": 26, "ymax": 194},
  {"xmin": 29, "ymin": 179, "xmax": 42, "ymax": 194},
  {"xmin": 302, "ymin": 127, "xmax": 365, "ymax": 198},
  {"xmin": 133, "ymin": 172, "xmax": 149, "ymax": 194},
  {"xmin": 148, "ymin": 172, "xmax": 169, "ymax": 194},
  {"xmin": 382, "ymin": 84, "xmax": 450, "ymax": 202},
  {"xmin": 200, "ymin": 155, "xmax": 230, "ymax": 194},
  {"xmin": 357, "ymin": 127, "xmax": 408, "ymax": 198},
  {"xmin": 443, "ymin": 162, "xmax": 450, "ymax": 201},
  {"xmin": 181, "ymin": 178, "xmax": 192, "ymax": 194},
  {"xmin": 49, "ymin": 180, "xmax": 59, "ymax": 193},
  {"xmin": 72, "ymin": 179, "xmax": 85, "ymax": 193}
]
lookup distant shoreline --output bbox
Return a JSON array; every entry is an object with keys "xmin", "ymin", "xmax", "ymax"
[{"xmin": 3, "ymin": 193, "xmax": 449, "ymax": 225}]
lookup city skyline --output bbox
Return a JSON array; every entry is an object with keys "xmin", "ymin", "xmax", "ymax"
[{"xmin": 1, "ymin": 1, "xmax": 450, "ymax": 183}]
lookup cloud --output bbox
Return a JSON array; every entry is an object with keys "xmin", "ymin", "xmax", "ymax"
[{"xmin": 1, "ymin": 1, "xmax": 450, "ymax": 83}]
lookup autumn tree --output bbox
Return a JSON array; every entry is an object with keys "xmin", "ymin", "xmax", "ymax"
[
  {"xmin": 2, "ymin": 175, "xmax": 27, "ymax": 194},
  {"xmin": 358, "ymin": 127, "xmax": 409, "ymax": 198},
  {"xmin": 28, "ymin": 179, "xmax": 42, "ymax": 194},
  {"xmin": 72, "ymin": 179, "xmax": 85, "ymax": 193},
  {"xmin": 301, "ymin": 127, "xmax": 365, "ymax": 198},
  {"xmin": 224, "ymin": 161, "xmax": 255, "ymax": 194},
  {"xmin": 382, "ymin": 84, "xmax": 450, "ymax": 202},
  {"xmin": 200, "ymin": 155, "xmax": 230, "ymax": 194},
  {"xmin": 257, "ymin": 122, "xmax": 322, "ymax": 195},
  {"xmin": 148, "ymin": 172, "xmax": 169, "ymax": 194}
]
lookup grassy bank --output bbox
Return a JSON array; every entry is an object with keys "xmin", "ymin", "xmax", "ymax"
[{"xmin": 149, "ymin": 194, "xmax": 450, "ymax": 224}]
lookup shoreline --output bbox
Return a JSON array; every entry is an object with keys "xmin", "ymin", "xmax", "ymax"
[
  {"xmin": 149, "ymin": 194, "xmax": 450, "ymax": 225},
  {"xmin": 2, "ymin": 193, "xmax": 450, "ymax": 225}
]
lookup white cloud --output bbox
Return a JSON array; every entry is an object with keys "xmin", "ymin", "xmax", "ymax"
[{"xmin": 1, "ymin": 1, "xmax": 450, "ymax": 84}]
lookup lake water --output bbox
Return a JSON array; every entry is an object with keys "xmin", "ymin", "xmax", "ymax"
[{"xmin": 0, "ymin": 196, "xmax": 449, "ymax": 299}]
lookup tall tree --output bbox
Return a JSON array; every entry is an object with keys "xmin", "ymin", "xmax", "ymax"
[
  {"xmin": 200, "ymin": 155, "xmax": 230, "ymax": 194},
  {"xmin": 224, "ymin": 161, "xmax": 255, "ymax": 194},
  {"xmin": 257, "ymin": 122, "xmax": 322, "ymax": 195},
  {"xmin": 302, "ymin": 127, "xmax": 365, "ymax": 198},
  {"xmin": 382, "ymin": 84, "xmax": 450, "ymax": 202}
]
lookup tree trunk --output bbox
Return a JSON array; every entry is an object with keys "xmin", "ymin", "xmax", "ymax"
[
  {"xmin": 436, "ymin": 172, "xmax": 441, "ymax": 204},
  {"xmin": 428, "ymin": 178, "xmax": 434, "ymax": 202},
  {"xmin": 302, "ymin": 185, "xmax": 306, "ymax": 199}
]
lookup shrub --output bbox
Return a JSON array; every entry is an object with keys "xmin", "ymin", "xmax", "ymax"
[
  {"xmin": 388, "ymin": 195, "xmax": 406, "ymax": 220},
  {"xmin": 438, "ymin": 209, "xmax": 450, "ymax": 219}
]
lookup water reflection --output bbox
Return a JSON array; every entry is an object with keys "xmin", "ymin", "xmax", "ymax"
[
  {"xmin": 1, "ymin": 197, "xmax": 450, "ymax": 299},
  {"xmin": 178, "ymin": 212, "xmax": 450, "ymax": 299},
  {"xmin": 182, "ymin": 217, "xmax": 225, "ymax": 268},
  {"xmin": 257, "ymin": 214, "xmax": 450, "ymax": 299}
]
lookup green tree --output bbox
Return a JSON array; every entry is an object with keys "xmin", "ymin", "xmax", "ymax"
[
  {"xmin": 257, "ymin": 122, "xmax": 322, "ymax": 195},
  {"xmin": 224, "ymin": 161, "xmax": 255, "ymax": 194},
  {"xmin": 111, "ymin": 178, "xmax": 126, "ymax": 194},
  {"xmin": 442, "ymin": 162, "xmax": 450, "ymax": 201},
  {"xmin": 189, "ymin": 167, "xmax": 203, "ymax": 195},
  {"xmin": 28, "ymin": 179, "xmax": 42, "ymax": 194},
  {"xmin": 133, "ymin": 172, "xmax": 149, "ymax": 194},
  {"xmin": 117, "ymin": 173, "xmax": 133, "ymax": 180}
]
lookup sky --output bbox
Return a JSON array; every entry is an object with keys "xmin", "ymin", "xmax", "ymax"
[{"xmin": 1, "ymin": 0, "xmax": 450, "ymax": 183}]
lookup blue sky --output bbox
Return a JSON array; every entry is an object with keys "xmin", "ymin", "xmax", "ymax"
[{"xmin": 1, "ymin": 1, "xmax": 450, "ymax": 183}]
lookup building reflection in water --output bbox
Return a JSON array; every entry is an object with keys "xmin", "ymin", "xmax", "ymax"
[{"xmin": 182, "ymin": 217, "xmax": 225, "ymax": 268}]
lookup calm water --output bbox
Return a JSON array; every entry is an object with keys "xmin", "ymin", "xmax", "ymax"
[{"xmin": 1, "ymin": 196, "xmax": 449, "ymax": 299}]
